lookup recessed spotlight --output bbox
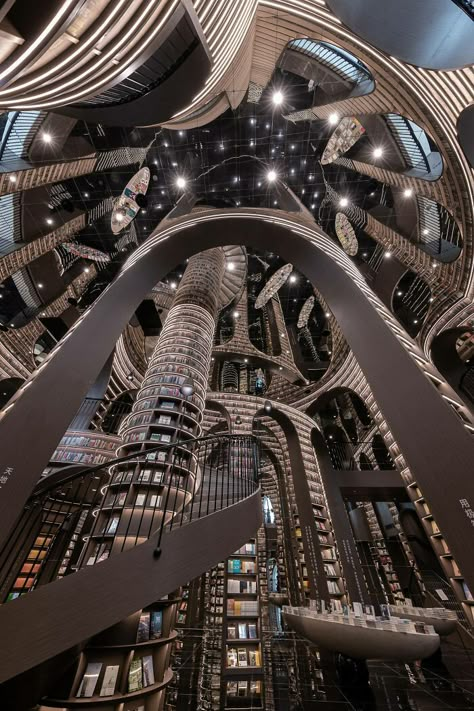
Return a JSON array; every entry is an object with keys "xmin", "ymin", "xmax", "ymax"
[
  {"xmin": 328, "ymin": 113, "xmax": 339, "ymax": 125},
  {"xmin": 46, "ymin": 218, "xmax": 53, "ymax": 225},
  {"xmin": 325, "ymin": 312, "xmax": 330, "ymax": 317},
  {"xmin": 273, "ymin": 201, "xmax": 278, "ymax": 206},
  {"xmin": 115, "ymin": 212, "xmax": 124, "ymax": 222},
  {"xmin": 384, "ymin": 251, "xmax": 392, "ymax": 258},
  {"xmin": 84, "ymin": 267, "xmax": 90, "ymax": 273},
  {"xmin": 220, "ymin": 143, "xmax": 224, "ymax": 151},
  {"xmin": 290, "ymin": 144, "xmax": 295, "ymax": 150},
  {"xmin": 176, "ymin": 177, "xmax": 186, "ymax": 189},
  {"xmin": 9, "ymin": 175, "xmax": 17, "ymax": 183},
  {"xmin": 267, "ymin": 170, "xmax": 277, "ymax": 182},
  {"xmin": 289, "ymin": 274, "xmax": 297, "ymax": 283},
  {"xmin": 397, "ymin": 290, "xmax": 403, "ymax": 296},
  {"xmin": 250, "ymin": 140, "xmax": 254, "ymax": 147},
  {"xmin": 413, "ymin": 319, "xmax": 418, "ymax": 324},
  {"xmin": 37, "ymin": 283, "xmax": 44, "ymax": 289},
  {"xmin": 233, "ymin": 310, "xmax": 240, "ymax": 318},
  {"xmin": 279, "ymin": 366, "xmax": 283, "ymax": 371},
  {"xmin": 290, "ymin": 168, "xmax": 295, "ymax": 175},
  {"xmin": 311, "ymin": 204, "xmax": 315, "ymax": 209},
  {"xmin": 266, "ymin": 123, "xmax": 270, "ymax": 129},
  {"xmin": 272, "ymin": 90, "xmax": 284, "ymax": 105},
  {"xmin": 244, "ymin": 358, "xmax": 248, "ymax": 363},
  {"xmin": 178, "ymin": 131, "xmax": 184, "ymax": 136},
  {"xmin": 170, "ymin": 282, "xmax": 177, "ymax": 289},
  {"xmin": 363, "ymin": 252, "xmax": 368, "ymax": 258},
  {"xmin": 302, "ymin": 189, "xmax": 305, "ymax": 194},
  {"xmin": 234, "ymin": 176, "xmax": 239, "ymax": 183},
  {"xmin": 429, "ymin": 296, "xmax": 434, "ymax": 302},
  {"xmin": 257, "ymin": 181, "xmax": 262, "ymax": 187},
  {"xmin": 84, "ymin": 192, "xmax": 89, "ymax": 198},
  {"xmin": 373, "ymin": 147, "xmax": 383, "ymax": 158},
  {"xmin": 236, "ymin": 201, "xmax": 240, "ymax": 206},
  {"xmin": 403, "ymin": 188, "xmax": 413, "ymax": 198},
  {"xmin": 42, "ymin": 132, "xmax": 52, "ymax": 143},
  {"xmin": 250, "ymin": 118, "xmax": 255, "ymax": 125},
  {"xmin": 339, "ymin": 197, "xmax": 349, "ymax": 207},
  {"xmin": 423, "ymin": 228, "xmax": 429, "ymax": 235},
  {"xmin": 164, "ymin": 142, "xmax": 168, "ymax": 147},
  {"xmin": 227, "ymin": 262, "xmax": 235, "ymax": 271}
]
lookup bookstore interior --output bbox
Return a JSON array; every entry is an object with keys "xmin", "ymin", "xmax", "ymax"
[{"xmin": 0, "ymin": 1, "xmax": 473, "ymax": 710}]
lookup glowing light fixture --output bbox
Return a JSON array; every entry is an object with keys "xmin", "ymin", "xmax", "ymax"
[
  {"xmin": 267, "ymin": 170, "xmax": 277, "ymax": 182},
  {"xmin": 176, "ymin": 177, "xmax": 186, "ymax": 189}
]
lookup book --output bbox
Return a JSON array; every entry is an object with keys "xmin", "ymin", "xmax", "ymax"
[
  {"xmin": 128, "ymin": 659, "xmax": 143, "ymax": 692},
  {"xmin": 99, "ymin": 665, "xmax": 119, "ymax": 696},
  {"xmin": 142, "ymin": 655, "xmax": 155, "ymax": 686},
  {"xmin": 237, "ymin": 648, "xmax": 248, "ymax": 666},
  {"xmin": 248, "ymin": 649, "xmax": 260, "ymax": 666},
  {"xmin": 248, "ymin": 623, "xmax": 257, "ymax": 639},
  {"xmin": 136, "ymin": 612, "xmax": 150, "ymax": 642},
  {"xmin": 150, "ymin": 610, "xmax": 162, "ymax": 638},
  {"xmin": 227, "ymin": 625, "xmax": 236, "ymax": 639},
  {"xmin": 77, "ymin": 662, "xmax": 102, "ymax": 698},
  {"xmin": 135, "ymin": 494, "xmax": 146, "ymax": 507},
  {"xmin": 238, "ymin": 623, "xmax": 247, "ymax": 639},
  {"xmin": 227, "ymin": 648, "xmax": 238, "ymax": 667},
  {"xmin": 227, "ymin": 682, "xmax": 238, "ymax": 697}
]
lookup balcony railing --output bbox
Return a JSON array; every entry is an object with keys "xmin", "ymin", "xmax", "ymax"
[{"xmin": 326, "ymin": 439, "xmax": 395, "ymax": 471}]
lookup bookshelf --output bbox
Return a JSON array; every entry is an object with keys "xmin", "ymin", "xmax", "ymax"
[{"xmin": 223, "ymin": 539, "xmax": 264, "ymax": 709}]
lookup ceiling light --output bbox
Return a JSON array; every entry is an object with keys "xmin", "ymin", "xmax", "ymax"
[
  {"xmin": 115, "ymin": 212, "xmax": 124, "ymax": 222},
  {"xmin": 403, "ymin": 188, "xmax": 413, "ymax": 198},
  {"xmin": 289, "ymin": 274, "xmax": 297, "ymax": 283},
  {"xmin": 308, "ymin": 175, "xmax": 313, "ymax": 181},
  {"xmin": 220, "ymin": 143, "xmax": 224, "ymax": 151},
  {"xmin": 267, "ymin": 170, "xmax": 277, "ymax": 182},
  {"xmin": 84, "ymin": 192, "xmax": 89, "ymax": 198},
  {"xmin": 272, "ymin": 90, "xmax": 284, "ymax": 106},
  {"xmin": 339, "ymin": 197, "xmax": 349, "ymax": 207},
  {"xmin": 413, "ymin": 319, "xmax": 418, "ymax": 324},
  {"xmin": 176, "ymin": 177, "xmax": 186, "ymax": 189},
  {"xmin": 46, "ymin": 218, "xmax": 53, "ymax": 225},
  {"xmin": 84, "ymin": 267, "xmax": 90, "ymax": 273},
  {"xmin": 170, "ymin": 281, "xmax": 177, "ymax": 289},
  {"xmin": 257, "ymin": 181, "xmax": 262, "ymax": 187},
  {"xmin": 311, "ymin": 204, "xmax": 315, "ymax": 209},
  {"xmin": 373, "ymin": 147, "xmax": 383, "ymax": 158},
  {"xmin": 9, "ymin": 175, "xmax": 17, "ymax": 183},
  {"xmin": 227, "ymin": 262, "xmax": 235, "ymax": 271},
  {"xmin": 37, "ymin": 283, "xmax": 44, "ymax": 288},
  {"xmin": 370, "ymin": 192, "xmax": 375, "ymax": 197},
  {"xmin": 325, "ymin": 312, "xmax": 330, "ymax": 317},
  {"xmin": 429, "ymin": 296, "xmax": 434, "ymax": 302},
  {"xmin": 291, "ymin": 144, "xmax": 295, "ymax": 150},
  {"xmin": 42, "ymin": 132, "xmax": 52, "ymax": 143},
  {"xmin": 280, "ymin": 332, "xmax": 285, "ymax": 338},
  {"xmin": 266, "ymin": 123, "xmax": 270, "ymax": 129},
  {"xmin": 302, "ymin": 189, "xmax": 305, "ymax": 194},
  {"xmin": 164, "ymin": 142, "xmax": 168, "ymax": 147},
  {"xmin": 397, "ymin": 290, "xmax": 403, "ymax": 296},
  {"xmin": 236, "ymin": 201, "xmax": 240, "ymax": 206},
  {"xmin": 250, "ymin": 118, "xmax": 255, "ymax": 125},
  {"xmin": 244, "ymin": 358, "xmax": 248, "ymax": 363},
  {"xmin": 233, "ymin": 310, "xmax": 240, "ymax": 318},
  {"xmin": 290, "ymin": 168, "xmax": 295, "ymax": 175},
  {"xmin": 273, "ymin": 201, "xmax": 278, "ymax": 206},
  {"xmin": 423, "ymin": 228, "xmax": 429, "ymax": 235},
  {"xmin": 178, "ymin": 131, "xmax": 184, "ymax": 136},
  {"xmin": 384, "ymin": 251, "xmax": 392, "ymax": 258},
  {"xmin": 328, "ymin": 113, "xmax": 339, "ymax": 125},
  {"xmin": 234, "ymin": 176, "xmax": 239, "ymax": 183},
  {"xmin": 363, "ymin": 252, "xmax": 368, "ymax": 258},
  {"xmin": 279, "ymin": 366, "xmax": 283, "ymax": 370},
  {"xmin": 250, "ymin": 140, "xmax": 254, "ymax": 147}
]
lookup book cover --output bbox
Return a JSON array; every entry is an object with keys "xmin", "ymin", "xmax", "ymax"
[
  {"xmin": 227, "ymin": 648, "xmax": 238, "ymax": 667},
  {"xmin": 99, "ymin": 665, "xmax": 119, "ymax": 696},
  {"xmin": 136, "ymin": 612, "xmax": 150, "ymax": 642},
  {"xmin": 142, "ymin": 655, "xmax": 155, "ymax": 687},
  {"xmin": 248, "ymin": 623, "xmax": 257, "ymax": 639},
  {"xmin": 128, "ymin": 659, "xmax": 143, "ymax": 692},
  {"xmin": 227, "ymin": 625, "xmax": 236, "ymax": 639},
  {"xmin": 77, "ymin": 662, "xmax": 102, "ymax": 698},
  {"xmin": 237, "ymin": 648, "xmax": 248, "ymax": 666},
  {"xmin": 238, "ymin": 623, "xmax": 247, "ymax": 639},
  {"xmin": 150, "ymin": 610, "xmax": 163, "ymax": 639}
]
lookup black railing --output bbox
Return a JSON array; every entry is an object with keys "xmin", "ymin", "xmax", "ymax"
[
  {"xmin": 326, "ymin": 439, "xmax": 396, "ymax": 471},
  {"xmin": 0, "ymin": 434, "xmax": 260, "ymax": 604},
  {"xmin": 384, "ymin": 114, "xmax": 431, "ymax": 174}
]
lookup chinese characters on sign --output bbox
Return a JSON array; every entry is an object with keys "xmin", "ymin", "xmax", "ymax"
[
  {"xmin": 0, "ymin": 467, "xmax": 13, "ymax": 489},
  {"xmin": 459, "ymin": 499, "xmax": 474, "ymax": 526}
]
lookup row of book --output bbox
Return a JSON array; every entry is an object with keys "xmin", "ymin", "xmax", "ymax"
[
  {"xmin": 228, "ymin": 558, "xmax": 256, "ymax": 574},
  {"xmin": 52, "ymin": 450, "xmax": 107, "ymax": 464},
  {"xmin": 234, "ymin": 543, "xmax": 256, "ymax": 555},
  {"xmin": 227, "ymin": 599, "xmax": 259, "ymax": 616},
  {"xmin": 227, "ymin": 579, "xmax": 257, "ymax": 594},
  {"xmin": 227, "ymin": 621, "xmax": 258, "ymax": 639},
  {"xmin": 226, "ymin": 646, "xmax": 262, "ymax": 668},
  {"xmin": 60, "ymin": 435, "xmax": 116, "ymax": 450},
  {"xmin": 136, "ymin": 610, "xmax": 163, "ymax": 642},
  {"xmin": 226, "ymin": 680, "xmax": 262, "ymax": 698}
]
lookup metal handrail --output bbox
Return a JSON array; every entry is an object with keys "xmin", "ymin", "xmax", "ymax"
[{"xmin": 0, "ymin": 434, "xmax": 260, "ymax": 604}]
